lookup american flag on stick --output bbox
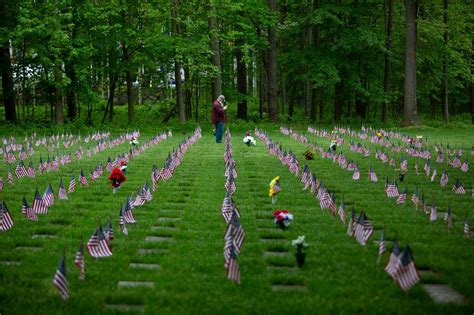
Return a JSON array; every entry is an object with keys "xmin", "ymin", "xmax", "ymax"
[
  {"xmin": 15, "ymin": 160, "xmax": 28, "ymax": 178},
  {"xmin": 68, "ymin": 175, "xmax": 76, "ymax": 193},
  {"xmin": 43, "ymin": 184, "xmax": 55, "ymax": 207},
  {"xmin": 0, "ymin": 201, "xmax": 14, "ymax": 232},
  {"xmin": 122, "ymin": 201, "xmax": 136, "ymax": 224},
  {"xmin": 226, "ymin": 244, "xmax": 241, "ymax": 284},
  {"xmin": 7, "ymin": 166, "xmax": 13, "ymax": 184},
  {"xmin": 393, "ymin": 245, "xmax": 420, "ymax": 292},
  {"xmin": 440, "ymin": 169, "xmax": 448, "ymax": 187},
  {"xmin": 27, "ymin": 160, "xmax": 36, "ymax": 178},
  {"xmin": 338, "ymin": 198, "xmax": 346, "ymax": 224},
  {"xmin": 411, "ymin": 187, "xmax": 419, "ymax": 209},
  {"xmin": 385, "ymin": 240, "xmax": 401, "ymax": 279},
  {"xmin": 386, "ymin": 179, "xmax": 399, "ymax": 197},
  {"xmin": 74, "ymin": 242, "xmax": 85, "ymax": 280},
  {"xmin": 53, "ymin": 256, "xmax": 69, "ymax": 300},
  {"xmin": 79, "ymin": 170, "xmax": 88, "ymax": 187},
  {"xmin": 221, "ymin": 193, "xmax": 234, "ymax": 224},
  {"xmin": 33, "ymin": 187, "xmax": 48, "ymax": 214},
  {"xmin": 452, "ymin": 179, "xmax": 466, "ymax": 194},
  {"xmin": 396, "ymin": 187, "xmax": 407, "ymax": 205},
  {"xmin": 444, "ymin": 207, "xmax": 453, "ymax": 230},
  {"xmin": 369, "ymin": 165, "xmax": 378, "ymax": 182},
  {"xmin": 58, "ymin": 178, "xmax": 68, "ymax": 200},
  {"xmin": 429, "ymin": 200, "xmax": 438, "ymax": 222},
  {"xmin": 347, "ymin": 207, "xmax": 356, "ymax": 237},
  {"xmin": 354, "ymin": 211, "xmax": 374, "ymax": 246},
  {"xmin": 224, "ymin": 210, "xmax": 245, "ymax": 261},
  {"xmin": 22, "ymin": 196, "xmax": 38, "ymax": 221},
  {"xmin": 87, "ymin": 227, "xmax": 113, "ymax": 258},
  {"xmin": 464, "ymin": 216, "xmax": 470, "ymax": 238}
]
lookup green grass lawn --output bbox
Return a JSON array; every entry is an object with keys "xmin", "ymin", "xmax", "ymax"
[{"xmin": 0, "ymin": 125, "xmax": 473, "ymax": 314}]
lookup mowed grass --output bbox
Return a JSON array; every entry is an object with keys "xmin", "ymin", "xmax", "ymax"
[{"xmin": 0, "ymin": 125, "xmax": 472, "ymax": 314}]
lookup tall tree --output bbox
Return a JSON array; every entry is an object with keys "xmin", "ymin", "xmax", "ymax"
[
  {"xmin": 0, "ymin": 1, "xmax": 17, "ymax": 123},
  {"xmin": 442, "ymin": 0, "xmax": 449, "ymax": 123},
  {"xmin": 207, "ymin": 1, "xmax": 221, "ymax": 100},
  {"xmin": 382, "ymin": 0, "xmax": 393, "ymax": 124},
  {"xmin": 267, "ymin": 0, "xmax": 278, "ymax": 122},
  {"xmin": 235, "ymin": 39, "xmax": 248, "ymax": 120},
  {"xmin": 403, "ymin": 0, "xmax": 419, "ymax": 126},
  {"xmin": 171, "ymin": 0, "xmax": 184, "ymax": 123}
]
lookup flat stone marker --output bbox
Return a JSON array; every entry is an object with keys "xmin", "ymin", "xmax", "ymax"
[
  {"xmin": 104, "ymin": 304, "xmax": 145, "ymax": 312},
  {"xmin": 0, "ymin": 261, "xmax": 21, "ymax": 266},
  {"xmin": 151, "ymin": 226, "xmax": 177, "ymax": 231},
  {"xmin": 118, "ymin": 281, "xmax": 155, "ymax": 289},
  {"xmin": 158, "ymin": 217, "xmax": 180, "ymax": 222},
  {"xmin": 264, "ymin": 251, "xmax": 291, "ymax": 257},
  {"xmin": 257, "ymin": 227, "xmax": 278, "ymax": 232},
  {"xmin": 422, "ymin": 284, "xmax": 465, "ymax": 305},
  {"xmin": 272, "ymin": 284, "xmax": 307, "ymax": 292},
  {"xmin": 255, "ymin": 211, "xmax": 271, "ymax": 216},
  {"xmin": 32, "ymin": 234, "xmax": 58, "ymax": 239},
  {"xmin": 419, "ymin": 270, "xmax": 437, "ymax": 278},
  {"xmin": 145, "ymin": 236, "xmax": 173, "ymax": 242},
  {"xmin": 129, "ymin": 263, "xmax": 161, "ymax": 270},
  {"xmin": 267, "ymin": 266, "xmax": 297, "ymax": 272},
  {"xmin": 260, "ymin": 238, "xmax": 286, "ymax": 243},
  {"xmin": 15, "ymin": 246, "xmax": 42, "ymax": 251},
  {"xmin": 138, "ymin": 248, "xmax": 169, "ymax": 255}
]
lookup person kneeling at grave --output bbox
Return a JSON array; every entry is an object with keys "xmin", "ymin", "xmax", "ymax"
[{"xmin": 108, "ymin": 167, "xmax": 126, "ymax": 194}]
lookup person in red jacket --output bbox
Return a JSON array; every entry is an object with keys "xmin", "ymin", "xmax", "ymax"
[
  {"xmin": 108, "ymin": 167, "xmax": 126, "ymax": 194},
  {"xmin": 211, "ymin": 95, "xmax": 227, "ymax": 143}
]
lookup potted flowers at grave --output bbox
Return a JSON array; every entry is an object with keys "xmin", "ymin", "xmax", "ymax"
[
  {"xmin": 272, "ymin": 210, "xmax": 293, "ymax": 230},
  {"xmin": 292, "ymin": 235, "xmax": 308, "ymax": 267}
]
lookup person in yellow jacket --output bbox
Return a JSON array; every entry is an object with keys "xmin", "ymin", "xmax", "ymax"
[{"xmin": 269, "ymin": 176, "xmax": 281, "ymax": 204}]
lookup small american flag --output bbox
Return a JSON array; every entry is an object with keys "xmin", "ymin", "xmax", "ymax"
[
  {"xmin": 226, "ymin": 244, "xmax": 241, "ymax": 284},
  {"xmin": 43, "ymin": 184, "xmax": 55, "ymax": 207},
  {"xmin": 338, "ymin": 198, "xmax": 346, "ymax": 224},
  {"xmin": 33, "ymin": 188, "xmax": 48, "ymax": 214},
  {"xmin": 386, "ymin": 180, "xmax": 399, "ymax": 197},
  {"xmin": 328, "ymin": 193, "xmax": 337, "ymax": 217},
  {"xmin": 225, "ymin": 173, "xmax": 236, "ymax": 195},
  {"xmin": 460, "ymin": 161, "xmax": 469, "ymax": 172},
  {"xmin": 396, "ymin": 187, "xmax": 407, "ymax": 205},
  {"xmin": 0, "ymin": 177, "xmax": 3, "ymax": 190},
  {"xmin": 347, "ymin": 207, "xmax": 356, "ymax": 237},
  {"xmin": 424, "ymin": 160, "xmax": 430, "ymax": 177},
  {"xmin": 354, "ymin": 211, "xmax": 374, "ymax": 246},
  {"xmin": 27, "ymin": 160, "xmax": 36, "ymax": 178},
  {"xmin": 142, "ymin": 182, "xmax": 153, "ymax": 202},
  {"xmin": 393, "ymin": 245, "xmax": 420, "ymax": 292},
  {"xmin": 224, "ymin": 210, "xmax": 245, "ymax": 256},
  {"xmin": 440, "ymin": 169, "xmax": 449, "ymax": 187},
  {"xmin": 74, "ymin": 242, "xmax": 85, "ymax": 280},
  {"xmin": 414, "ymin": 160, "xmax": 419, "ymax": 175},
  {"xmin": 221, "ymin": 193, "xmax": 234, "ymax": 224},
  {"xmin": 385, "ymin": 240, "xmax": 401, "ymax": 279},
  {"xmin": 430, "ymin": 200, "xmax": 438, "ymax": 222},
  {"xmin": 122, "ymin": 201, "xmax": 136, "ymax": 224},
  {"xmin": 452, "ymin": 179, "xmax": 465, "ymax": 194},
  {"xmin": 58, "ymin": 178, "xmax": 68, "ymax": 200},
  {"xmin": 444, "ymin": 207, "xmax": 453, "ymax": 229},
  {"xmin": 369, "ymin": 166, "xmax": 378, "ymax": 182},
  {"xmin": 104, "ymin": 220, "xmax": 114, "ymax": 242},
  {"xmin": 352, "ymin": 164, "xmax": 360, "ymax": 180},
  {"xmin": 53, "ymin": 256, "xmax": 69, "ymax": 300},
  {"xmin": 0, "ymin": 201, "xmax": 14, "ymax": 232},
  {"xmin": 22, "ymin": 196, "xmax": 38, "ymax": 221},
  {"xmin": 7, "ymin": 166, "xmax": 13, "ymax": 184},
  {"xmin": 132, "ymin": 189, "xmax": 145, "ymax": 207},
  {"xmin": 464, "ymin": 216, "xmax": 470, "ymax": 238},
  {"xmin": 79, "ymin": 170, "xmax": 88, "ymax": 187},
  {"xmin": 378, "ymin": 229, "xmax": 386, "ymax": 256},
  {"xmin": 430, "ymin": 167, "xmax": 437, "ymax": 182},
  {"xmin": 15, "ymin": 161, "xmax": 28, "ymax": 178},
  {"xmin": 411, "ymin": 187, "xmax": 419, "ymax": 209},
  {"xmin": 87, "ymin": 227, "xmax": 113, "ymax": 258},
  {"xmin": 68, "ymin": 175, "xmax": 76, "ymax": 193}
]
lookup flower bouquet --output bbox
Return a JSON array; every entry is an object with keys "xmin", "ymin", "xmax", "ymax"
[
  {"xmin": 292, "ymin": 235, "xmax": 308, "ymax": 267},
  {"xmin": 272, "ymin": 210, "xmax": 293, "ymax": 229},
  {"xmin": 243, "ymin": 136, "xmax": 257, "ymax": 146}
]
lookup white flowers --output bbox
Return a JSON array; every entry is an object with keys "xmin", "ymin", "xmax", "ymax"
[
  {"xmin": 243, "ymin": 136, "xmax": 256, "ymax": 146},
  {"xmin": 292, "ymin": 235, "xmax": 308, "ymax": 248}
]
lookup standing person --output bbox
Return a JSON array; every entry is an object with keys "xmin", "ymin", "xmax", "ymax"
[{"xmin": 211, "ymin": 95, "xmax": 227, "ymax": 143}]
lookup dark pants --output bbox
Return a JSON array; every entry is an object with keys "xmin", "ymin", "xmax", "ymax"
[{"xmin": 215, "ymin": 122, "xmax": 224, "ymax": 143}]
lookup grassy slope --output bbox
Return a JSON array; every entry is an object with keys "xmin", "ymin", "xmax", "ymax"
[{"xmin": 0, "ymin": 126, "xmax": 472, "ymax": 314}]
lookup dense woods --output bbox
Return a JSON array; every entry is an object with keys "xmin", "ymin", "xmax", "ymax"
[{"xmin": 0, "ymin": 0, "xmax": 472, "ymax": 126}]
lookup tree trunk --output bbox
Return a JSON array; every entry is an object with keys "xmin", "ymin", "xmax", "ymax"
[
  {"xmin": 382, "ymin": 0, "xmax": 393, "ymax": 124},
  {"xmin": 235, "ymin": 43, "xmax": 248, "ymax": 120},
  {"xmin": 319, "ymin": 88, "xmax": 325, "ymax": 122},
  {"xmin": 65, "ymin": 60, "xmax": 77, "ymax": 121},
  {"xmin": 171, "ymin": 0, "xmax": 184, "ymax": 123},
  {"xmin": 267, "ymin": 0, "xmax": 278, "ymax": 122},
  {"xmin": 471, "ymin": 79, "xmax": 474, "ymax": 124},
  {"xmin": 126, "ymin": 67, "xmax": 134, "ymax": 123},
  {"xmin": 0, "ymin": 42, "xmax": 16, "ymax": 123},
  {"xmin": 334, "ymin": 82, "xmax": 343, "ymax": 123},
  {"xmin": 442, "ymin": 0, "xmax": 449, "ymax": 123},
  {"xmin": 207, "ymin": 1, "xmax": 222, "ymax": 100},
  {"xmin": 402, "ymin": 0, "xmax": 418, "ymax": 126},
  {"xmin": 55, "ymin": 63, "xmax": 64, "ymax": 125},
  {"xmin": 184, "ymin": 65, "xmax": 192, "ymax": 119}
]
